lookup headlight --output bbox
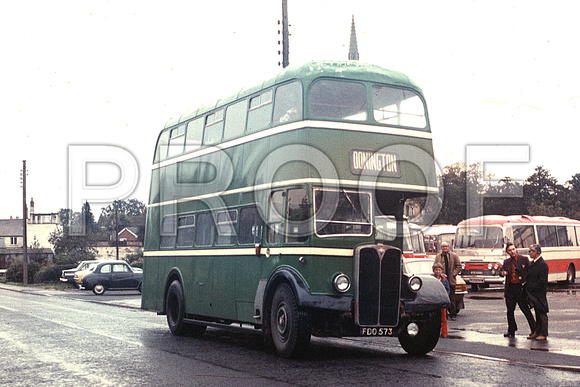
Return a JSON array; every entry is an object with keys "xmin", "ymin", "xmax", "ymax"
[
  {"xmin": 409, "ymin": 276, "xmax": 422, "ymax": 292},
  {"xmin": 461, "ymin": 263, "xmax": 466, "ymax": 270},
  {"xmin": 333, "ymin": 273, "xmax": 351, "ymax": 293},
  {"xmin": 488, "ymin": 263, "xmax": 493, "ymax": 270},
  {"xmin": 494, "ymin": 263, "xmax": 500, "ymax": 270}
]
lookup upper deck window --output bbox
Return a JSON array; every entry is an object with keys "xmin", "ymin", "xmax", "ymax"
[
  {"xmin": 224, "ymin": 100, "xmax": 248, "ymax": 140},
  {"xmin": 273, "ymin": 81, "xmax": 303, "ymax": 123},
  {"xmin": 185, "ymin": 117, "xmax": 203, "ymax": 152},
  {"xmin": 247, "ymin": 89, "xmax": 273, "ymax": 133},
  {"xmin": 167, "ymin": 125, "xmax": 186, "ymax": 158},
  {"xmin": 310, "ymin": 80, "xmax": 367, "ymax": 121},
  {"xmin": 372, "ymin": 86, "xmax": 426, "ymax": 129},
  {"xmin": 203, "ymin": 109, "xmax": 224, "ymax": 145}
]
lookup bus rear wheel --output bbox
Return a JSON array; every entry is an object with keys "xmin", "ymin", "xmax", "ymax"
[
  {"xmin": 270, "ymin": 283, "xmax": 311, "ymax": 358},
  {"xmin": 398, "ymin": 310, "xmax": 441, "ymax": 356},
  {"xmin": 166, "ymin": 280, "xmax": 206, "ymax": 337}
]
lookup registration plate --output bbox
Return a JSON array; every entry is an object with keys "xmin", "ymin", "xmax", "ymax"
[
  {"xmin": 470, "ymin": 278, "xmax": 485, "ymax": 283},
  {"xmin": 360, "ymin": 327, "xmax": 395, "ymax": 336}
]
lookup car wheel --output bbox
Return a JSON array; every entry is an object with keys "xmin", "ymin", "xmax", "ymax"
[
  {"xmin": 270, "ymin": 283, "xmax": 311, "ymax": 358},
  {"xmin": 398, "ymin": 310, "xmax": 441, "ymax": 356},
  {"xmin": 92, "ymin": 284, "xmax": 106, "ymax": 296}
]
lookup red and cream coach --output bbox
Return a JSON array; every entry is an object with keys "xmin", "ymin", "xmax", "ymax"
[{"xmin": 455, "ymin": 215, "xmax": 580, "ymax": 289}]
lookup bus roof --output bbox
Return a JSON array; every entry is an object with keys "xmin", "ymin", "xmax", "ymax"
[
  {"xmin": 457, "ymin": 215, "xmax": 580, "ymax": 227},
  {"xmin": 165, "ymin": 60, "xmax": 423, "ymax": 129},
  {"xmin": 423, "ymin": 225, "xmax": 457, "ymax": 235}
]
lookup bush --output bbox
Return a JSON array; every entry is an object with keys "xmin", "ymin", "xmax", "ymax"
[
  {"xmin": 34, "ymin": 264, "xmax": 70, "ymax": 283},
  {"xmin": 6, "ymin": 260, "xmax": 41, "ymax": 284}
]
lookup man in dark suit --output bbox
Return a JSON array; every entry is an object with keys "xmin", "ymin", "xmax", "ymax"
[
  {"xmin": 499, "ymin": 243, "xmax": 536, "ymax": 337},
  {"xmin": 526, "ymin": 244, "xmax": 549, "ymax": 340}
]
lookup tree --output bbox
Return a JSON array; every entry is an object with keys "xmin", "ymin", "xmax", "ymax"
[
  {"xmin": 98, "ymin": 199, "xmax": 146, "ymax": 242},
  {"xmin": 523, "ymin": 166, "xmax": 567, "ymax": 217}
]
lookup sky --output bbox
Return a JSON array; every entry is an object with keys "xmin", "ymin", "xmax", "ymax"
[{"xmin": 1, "ymin": 0, "xmax": 579, "ymax": 219}]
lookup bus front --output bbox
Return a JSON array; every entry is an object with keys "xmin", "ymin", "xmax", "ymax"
[{"xmin": 454, "ymin": 220, "xmax": 506, "ymax": 289}]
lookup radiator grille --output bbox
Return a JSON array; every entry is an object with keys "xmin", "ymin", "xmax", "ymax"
[{"xmin": 355, "ymin": 245, "xmax": 401, "ymax": 326}]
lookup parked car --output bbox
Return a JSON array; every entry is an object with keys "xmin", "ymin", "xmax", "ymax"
[
  {"xmin": 74, "ymin": 262, "xmax": 101, "ymax": 287},
  {"xmin": 402, "ymin": 258, "xmax": 467, "ymax": 312},
  {"xmin": 60, "ymin": 260, "xmax": 99, "ymax": 284},
  {"xmin": 80, "ymin": 260, "xmax": 143, "ymax": 295}
]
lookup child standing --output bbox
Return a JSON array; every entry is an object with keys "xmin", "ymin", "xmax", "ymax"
[{"xmin": 433, "ymin": 262, "xmax": 451, "ymax": 338}]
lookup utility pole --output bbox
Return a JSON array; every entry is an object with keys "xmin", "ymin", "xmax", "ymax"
[
  {"xmin": 115, "ymin": 206, "xmax": 119, "ymax": 260},
  {"xmin": 278, "ymin": 0, "xmax": 290, "ymax": 68},
  {"xmin": 21, "ymin": 161, "xmax": 28, "ymax": 284}
]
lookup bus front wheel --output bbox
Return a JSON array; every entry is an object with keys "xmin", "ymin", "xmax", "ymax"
[
  {"xmin": 398, "ymin": 310, "xmax": 441, "ymax": 356},
  {"xmin": 270, "ymin": 283, "xmax": 311, "ymax": 358}
]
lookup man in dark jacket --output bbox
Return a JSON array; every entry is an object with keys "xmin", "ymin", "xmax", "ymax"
[
  {"xmin": 435, "ymin": 242, "xmax": 461, "ymax": 318},
  {"xmin": 526, "ymin": 244, "xmax": 549, "ymax": 340},
  {"xmin": 499, "ymin": 243, "xmax": 536, "ymax": 337}
]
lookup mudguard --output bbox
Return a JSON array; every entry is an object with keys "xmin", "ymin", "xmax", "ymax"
[{"xmin": 402, "ymin": 274, "xmax": 451, "ymax": 313}]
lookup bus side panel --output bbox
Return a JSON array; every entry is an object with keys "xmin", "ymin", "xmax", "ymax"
[
  {"xmin": 141, "ymin": 255, "xmax": 162, "ymax": 312},
  {"xmin": 234, "ymin": 254, "xmax": 263, "ymax": 322}
]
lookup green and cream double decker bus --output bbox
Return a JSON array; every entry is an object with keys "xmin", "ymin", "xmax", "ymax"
[{"xmin": 142, "ymin": 61, "xmax": 449, "ymax": 357}]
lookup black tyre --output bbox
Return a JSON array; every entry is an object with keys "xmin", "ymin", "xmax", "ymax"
[
  {"xmin": 270, "ymin": 283, "xmax": 311, "ymax": 358},
  {"xmin": 398, "ymin": 310, "xmax": 441, "ymax": 356},
  {"xmin": 166, "ymin": 280, "xmax": 207, "ymax": 337},
  {"xmin": 566, "ymin": 265, "xmax": 576, "ymax": 285},
  {"xmin": 92, "ymin": 284, "xmax": 106, "ymax": 296}
]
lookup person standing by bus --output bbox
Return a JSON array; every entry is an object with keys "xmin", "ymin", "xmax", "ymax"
[
  {"xmin": 526, "ymin": 244, "xmax": 549, "ymax": 340},
  {"xmin": 435, "ymin": 242, "xmax": 461, "ymax": 318},
  {"xmin": 500, "ymin": 243, "xmax": 536, "ymax": 338},
  {"xmin": 432, "ymin": 262, "xmax": 450, "ymax": 337}
]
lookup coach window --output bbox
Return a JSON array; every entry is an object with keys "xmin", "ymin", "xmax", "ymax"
[
  {"xmin": 195, "ymin": 212, "xmax": 215, "ymax": 246},
  {"xmin": 247, "ymin": 89, "xmax": 273, "ymax": 133},
  {"xmin": 176, "ymin": 215, "xmax": 195, "ymax": 247},
  {"xmin": 511, "ymin": 225, "xmax": 536, "ymax": 248},
  {"xmin": 224, "ymin": 100, "xmax": 247, "ymax": 140},
  {"xmin": 310, "ymin": 79, "xmax": 367, "ymax": 121},
  {"xmin": 273, "ymin": 81, "xmax": 303, "ymax": 123},
  {"xmin": 185, "ymin": 117, "xmax": 204, "ymax": 152},
  {"xmin": 372, "ymin": 86, "xmax": 426, "ymax": 129},
  {"xmin": 556, "ymin": 226, "xmax": 571, "ymax": 246},
  {"xmin": 538, "ymin": 225, "xmax": 558, "ymax": 247},
  {"xmin": 203, "ymin": 109, "xmax": 224, "ymax": 145}
]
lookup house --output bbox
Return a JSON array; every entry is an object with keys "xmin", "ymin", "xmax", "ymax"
[{"xmin": 0, "ymin": 199, "xmax": 59, "ymax": 270}]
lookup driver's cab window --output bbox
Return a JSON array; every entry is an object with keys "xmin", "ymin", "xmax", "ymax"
[
  {"xmin": 267, "ymin": 188, "xmax": 309, "ymax": 244},
  {"xmin": 101, "ymin": 264, "xmax": 112, "ymax": 274}
]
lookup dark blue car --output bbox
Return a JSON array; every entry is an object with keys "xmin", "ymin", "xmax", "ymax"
[{"xmin": 80, "ymin": 260, "xmax": 142, "ymax": 295}]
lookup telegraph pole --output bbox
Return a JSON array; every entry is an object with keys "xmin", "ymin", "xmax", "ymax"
[
  {"xmin": 21, "ymin": 161, "xmax": 28, "ymax": 284},
  {"xmin": 279, "ymin": 0, "xmax": 289, "ymax": 68}
]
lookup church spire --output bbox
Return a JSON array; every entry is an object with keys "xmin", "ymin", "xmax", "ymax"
[{"xmin": 348, "ymin": 15, "xmax": 360, "ymax": 60}]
